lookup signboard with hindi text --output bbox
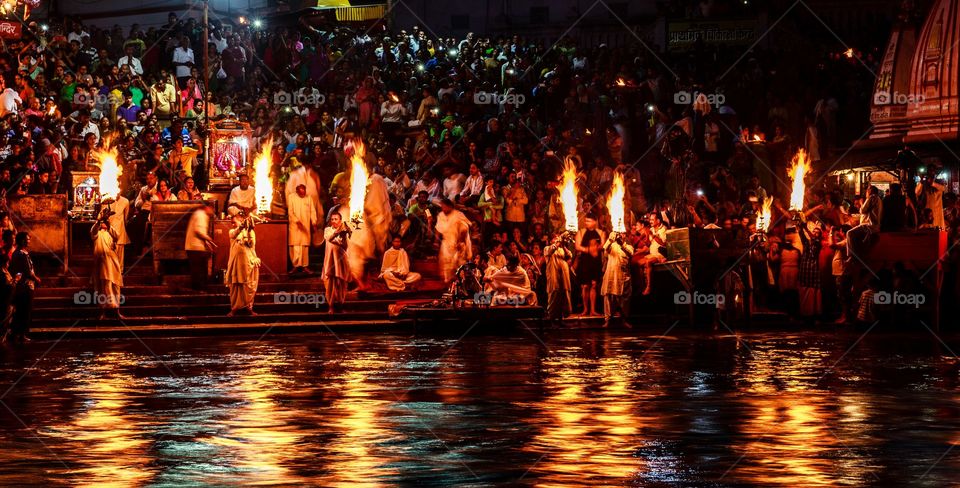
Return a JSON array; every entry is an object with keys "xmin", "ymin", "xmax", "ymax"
[
  {"xmin": 667, "ymin": 19, "xmax": 760, "ymax": 50},
  {"xmin": 0, "ymin": 20, "xmax": 23, "ymax": 39}
]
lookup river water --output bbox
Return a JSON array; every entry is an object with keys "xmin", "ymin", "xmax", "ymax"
[{"xmin": 0, "ymin": 329, "xmax": 958, "ymax": 486}]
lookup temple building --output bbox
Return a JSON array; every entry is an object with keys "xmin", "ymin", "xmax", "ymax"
[{"xmin": 840, "ymin": 0, "xmax": 959, "ymax": 194}]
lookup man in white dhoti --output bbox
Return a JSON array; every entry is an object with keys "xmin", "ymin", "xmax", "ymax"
[
  {"xmin": 485, "ymin": 255, "xmax": 537, "ymax": 306},
  {"xmin": 435, "ymin": 198, "xmax": 472, "ymax": 282},
  {"xmin": 287, "ymin": 184, "xmax": 317, "ymax": 274},
  {"xmin": 227, "ymin": 173, "xmax": 256, "ymax": 217},
  {"xmin": 323, "ymin": 213, "xmax": 351, "ymax": 313},
  {"xmin": 105, "ymin": 195, "xmax": 130, "ymax": 271},
  {"xmin": 225, "ymin": 216, "xmax": 261, "ymax": 316},
  {"xmin": 544, "ymin": 235, "xmax": 573, "ymax": 321},
  {"xmin": 284, "ymin": 158, "xmax": 324, "ymax": 246},
  {"xmin": 91, "ymin": 214, "xmax": 123, "ymax": 319},
  {"xmin": 379, "ymin": 236, "xmax": 422, "ymax": 291},
  {"xmin": 601, "ymin": 231, "xmax": 634, "ymax": 328}
]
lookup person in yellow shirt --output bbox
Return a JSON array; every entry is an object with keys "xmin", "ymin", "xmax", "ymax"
[
  {"xmin": 168, "ymin": 138, "xmax": 200, "ymax": 187},
  {"xmin": 149, "ymin": 75, "xmax": 177, "ymax": 123}
]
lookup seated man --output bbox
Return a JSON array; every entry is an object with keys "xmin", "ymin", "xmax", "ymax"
[
  {"xmin": 485, "ymin": 255, "xmax": 537, "ymax": 306},
  {"xmin": 637, "ymin": 213, "xmax": 667, "ymax": 295},
  {"xmin": 227, "ymin": 173, "xmax": 256, "ymax": 217},
  {"xmin": 379, "ymin": 235, "xmax": 422, "ymax": 291}
]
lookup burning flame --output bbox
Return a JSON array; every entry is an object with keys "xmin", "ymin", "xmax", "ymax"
[
  {"xmin": 91, "ymin": 137, "xmax": 122, "ymax": 201},
  {"xmin": 347, "ymin": 139, "xmax": 369, "ymax": 226},
  {"xmin": 559, "ymin": 161, "xmax": 579, "ymax": 233},
  {"xmin": 756, "ymin": 196, "xmax": 773, "ymax": 233},
  {"xmin": 615, "ymin": 78, "xmax": 627, "ymax": 87},
  {"xmin": 752, "ymin": 135, "xmax": 763, "ymax": 142},
  {"xmin": 787, "ymin": 149, "xmax": 811, "ymax": 211},
  {"xmin": 608, "ymin": 172, "xmax": 627, "ymax": 233},
  {"xmin": 253, "ymin": 138, "xmax": 274, "ymax": 215}
]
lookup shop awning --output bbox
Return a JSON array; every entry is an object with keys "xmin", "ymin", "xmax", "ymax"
[{"xmin": 316, "ymin": 1, "xmax": 386, "ymax": 22}]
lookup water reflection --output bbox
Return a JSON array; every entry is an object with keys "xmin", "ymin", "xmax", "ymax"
[
  {"xmin": 523, "ymin": 342, "xmax": 646, "ymax": 485},
  {"xmin": 48, "ymin": 352, "xmax": 155, "ymax": 486},
  {"xmin": 0, "ymin": 331, "xmax": 957, "ymax": 485},
  {"xmin": 323, "ymin": 354, "xmax": 398, "ymax": 486},
  {"xmin": 206, "ymin": 351, "xmax": 307, "ymax": 485}
]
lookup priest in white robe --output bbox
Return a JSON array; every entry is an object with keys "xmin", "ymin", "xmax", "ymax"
[
  {"xmin": 485, "ymin": 255, "xmax": 537, "ymax": 306},
  {"xmin": 227, "ymin": 173, "xmax": 257, "ymax": 217},
  {"xmin": 379, "ymin": 236, "xmax": 422, "ymax": 291},
  {"xmin": 225, "ymin": 217, "xmax": 261, "ymax": 316},
  {"xmin": 601, "ymin": 232, "xmax": 634, "ymax": 327},
  {"xmin": 435, "ymin": 198, "xmax": 472, "ymax": 282},
  {"xmin": 323, "ymin": 212, "xmax": 351, "ymax": 312},
  {"xmin": 284, "ymin": 159, "xmax": 324, "ymax": 245},
  {"xmin": 105, "ymin": 196, "xmax": 130, "ymax": 271},
  {"xmin": 91, "ymin": 218, "xmax": 123, "ymax": 319},
  {"xmin": 287, "ymin": 184, "xmax": 317, "ymax": 273},
  {"xmin": 341, "ymin": 173, "xmax": 393, "ymax": 289},
  {"xmin": 544, "ymin": 236, "xmax": 573, "ymax": 320}
]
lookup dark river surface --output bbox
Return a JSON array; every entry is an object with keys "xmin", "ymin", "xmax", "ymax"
[{"xmin": 1, "ymin": 328, "xmax": 959, "ymax": 486}]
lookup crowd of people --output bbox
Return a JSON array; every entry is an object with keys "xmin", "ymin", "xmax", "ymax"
[{"xmin": 1, "ymin": 10, "xmax": 958, "ymax": 331}]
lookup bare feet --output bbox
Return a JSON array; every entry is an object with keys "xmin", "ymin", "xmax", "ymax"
[
  {"xmin": 248, "ymin": 308, "xmax": 256, "ymax": 316},
  {"xmin": 642, "ymin": 288, "xmax": 652, "ymax": 296},
  {"xmin": 226, "ymin": 310, "xmax": 235, "ymax": 317}
]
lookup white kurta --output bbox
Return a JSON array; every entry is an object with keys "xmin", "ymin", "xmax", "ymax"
[
  {"xmin": 379, "ymin": 247, "xmax": 421, "ymax": 291},
  {"xmin": 228, "ymin": 186, "xmax": 256, "ymax": 216},
  {"xmin": 323, "ymin": 225, "xmax": 350, "ymax": 305},
  {"xmin": 435, "ymin": 209, "xmax": 472, "ymax": 282},
  {"xmin": 601, "ymin": 239, "xmax": 634, "ymax": 296},
  {"xmin": 487, "ymin": 266, "xmax": 537, "ymax": 306},
  {"xmin": 225, "ymin": 228, "xmax": 260, "ymax": 312},
  {"xmin": 287, "ymin": 194, "xmax": 317, "ymax": 268},
  {"xmin": 343, "ymin": 174, "xmax": 393, "ymax": 282},
  {"xmin": 91, "ymin": 226, "xmax": 123, "ymax": 309},
  {"xmin": 285, "ymin": 166, "xmax": 324, "ymax": 245},
  {"xmin": 106, "ymin": 196, "xmax": 130, "ymax": 270}
]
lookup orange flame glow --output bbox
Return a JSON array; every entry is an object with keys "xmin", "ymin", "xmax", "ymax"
[
  {"xmin": 91, "ymin": 137, "xmax": 122, "ymax": 201},
  {"xmin": 347, "ymin": 139, "xmax": 369, "ymax": 225},
  {"xmin": 787, "ymin": 149, "xmax": 811, "ymax": 211},
  {"xmin": 253, "ymin": 138, "xmax": 274, "ymax": 215},
  {"xmin": 560, "ymin": 161, "xmax": 579, "ymax": 233},
  {"xmin": 608, "ymin": 172, "xmax": 626, "ymax": 233},
  {"xmin": 756, "ymin": 196, "xmax": 773, "ymax": 233}
]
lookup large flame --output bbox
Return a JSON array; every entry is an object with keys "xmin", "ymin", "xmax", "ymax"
[
  {"xmin": 347, "ymin": 139, "xmax": 369, "ymax": 226},
  {"xmin": 756, "ymin": 196, "xmax": 773, "ymax": 233},
  {"xmin": 253, "ymin": 138, "xmax": 274, "ymax": 215},
  {"xmin": 608, "ymin": 172, "xmax": 627, "ymax": 233},
  {"xmin": 91, "ymin": 137, "xmax": 122, "ymax": 201},
  {"xmin": 787, "ymin": 149, "xmax": 811, "ymax": 211},
  {"xmin": 559, "ymin": 161, "xmax": 579, "ymax": 233}
]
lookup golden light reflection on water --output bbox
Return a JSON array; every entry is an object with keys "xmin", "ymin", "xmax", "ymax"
[
  {"xmin": 523, "ymin": 345, "xmax": 645, "ymax": 486},
  {"xmin": 206, "ymin": 354, "xmax": 307, "ymax": 485},
  {"xmin": 322, "ymin": 354, "xmax": 398, "ymax": 487},
  {"xmin": 725, "ymin": 340, "xmax": 881, "ymax": 485},
  {"xmin": 48, "ymin": 352, "xmax": 155, "ymax": 487}
]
